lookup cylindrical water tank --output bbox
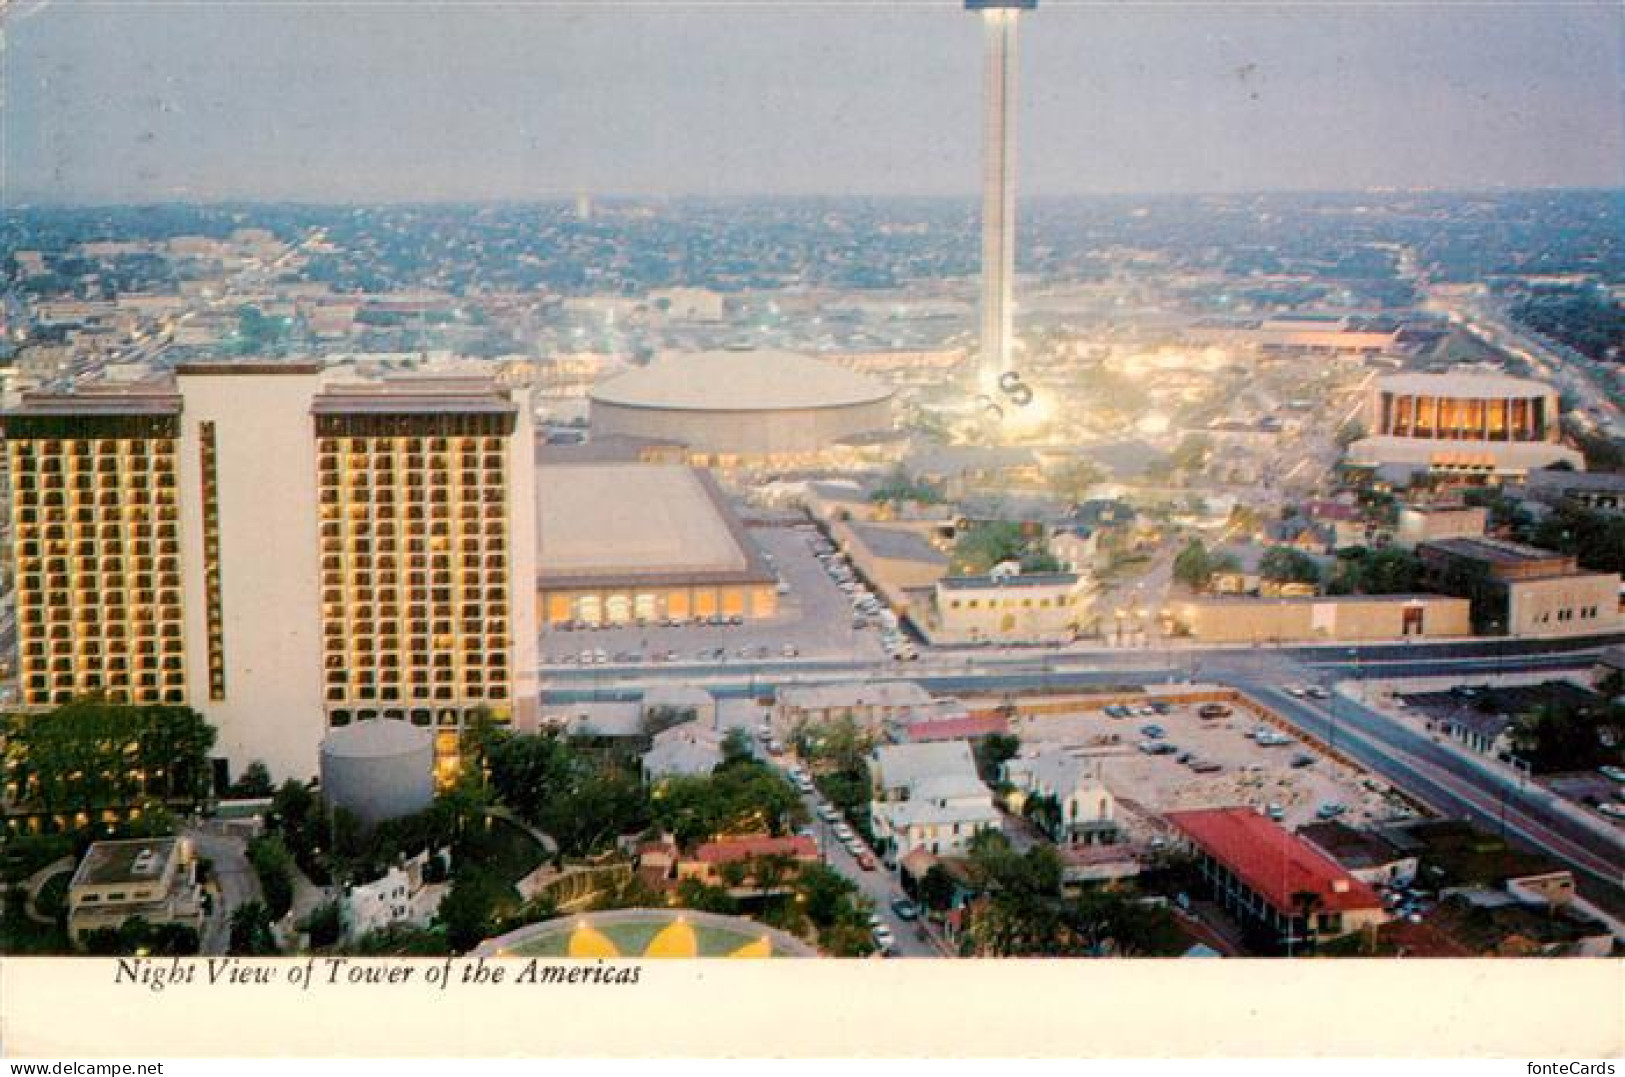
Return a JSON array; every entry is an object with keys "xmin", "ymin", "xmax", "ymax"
[{"xmin": 318, "ymin": 719, "xmax": 435, "ymax": 828}]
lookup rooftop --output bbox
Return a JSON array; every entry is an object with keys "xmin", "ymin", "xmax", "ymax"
[
  {"xmin": 70, "ymin": 838, "xmax": 184, "ymax": 890},
  {"xmin": 1419, "ymin": 536, "xmax": 1569, "ymax": 566},
  {"xmin": 1296, "ymin": 822, "xmax": 1409, "ymax": 871},
  {"xmin": 591, "ymin": 349, "xmax": 891, "ymax": 413},
  {"xmin": 850, "ymin": 525, "xmax": 950, "ymax": 567},
  {"xmin": 939, "ymin": 572, "xmax": 1080, "ymax": 591},
  {"xmin": 778, "ymin": 681, "xmax": 933, "ymax": 713},
  {"xmin": 1167, "ymin": 807, "xmax": 1383, "ymax": 916},
  {"xmin": 536, "ymin": 463, "xmax": 772, "ymax": 585},
  {"xmin": 692, "ymin": 835, "xmax": 818, "ymax": 865},
  {"xmin": 1374, "ymin": 372, "xmax": 1557, "ymax": 398}
]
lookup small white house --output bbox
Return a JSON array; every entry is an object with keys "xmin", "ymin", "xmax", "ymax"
[{"xmin": 344, "ymin": 849, "xmax": 449, "ymax": 941}]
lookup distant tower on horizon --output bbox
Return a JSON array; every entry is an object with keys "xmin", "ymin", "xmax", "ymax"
[{"xmin": 967, "ymin": 0, "xmax": 1036, "ymax": 391}]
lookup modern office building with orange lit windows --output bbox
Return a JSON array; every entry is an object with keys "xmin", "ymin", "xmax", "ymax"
[
  {"xmin": 2, "ymin": 362, "xmax": 538, "ymax": 788},
  {"xmin": 1346, "ymin": 372, "xmax": 1583, "ymax": 480}
]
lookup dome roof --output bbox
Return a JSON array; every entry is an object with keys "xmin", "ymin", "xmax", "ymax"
[
  {"xmin": 319, "ymin": 718, "xmax": 432, "ymax": 760},
  {"xmin": 590, "ymin": 349, "xmax": 892, "ymax": 412}
]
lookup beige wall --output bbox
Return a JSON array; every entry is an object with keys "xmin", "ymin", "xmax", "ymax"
[
  {"xmin": 1505, "ymin": 573, "xmax": 1622, "ymax": 637},
  {"xmin": 936, "ymin": 584, "xmax": 1089, "ymax": 641},
  {"xmin": 1177, "ymin": 596, "xmax": 1471, "ymax": 643},
  {"xmin": 176, "ymin": 369, "xmax": 326, "ymax": 785}
]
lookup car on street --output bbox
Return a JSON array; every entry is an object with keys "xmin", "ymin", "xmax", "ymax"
[
  {"xmin": 1599, "ymin": 766, "xmax": 1625, "ymax": 783},
  {"xmin": 1306, "ymin": 686, "xmax": 1330, "ymax": 700},
  {"xmin": 855, "ymin": 850, "xmax": 877, "ymax": 871},
  {"xmin": 890, "ymin": 899, "xmax": 919, "ymax": 921},
  {"xmin": 1598, "ymin": 802, "xmax": 1625, "ymax": 820},
  {"xmin": 873, "ymin": 925, "xmax": 896, "ymax": 952}
]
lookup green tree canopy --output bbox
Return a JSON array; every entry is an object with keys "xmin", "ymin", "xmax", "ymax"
[
  {"xmin": 2, "ymin": 702, "xmax": 217, "ymax": 826},
  {"xmin": 1259, "ymin": 546, "xmax": 1323, "ymax": 586}
]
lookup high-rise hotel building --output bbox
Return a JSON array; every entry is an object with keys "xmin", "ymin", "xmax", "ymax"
[{"xmin": 3, "ymin": 362, "xmax": 538, "ymax": 785}]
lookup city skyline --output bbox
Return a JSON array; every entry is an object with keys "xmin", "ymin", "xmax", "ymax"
[{"xmin": 4, "ymin": 2, "xmax": 1622, "ymax": 204}]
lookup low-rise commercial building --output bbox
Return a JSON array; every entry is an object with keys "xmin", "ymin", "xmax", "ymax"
[
  {"xmin": 1417, "ymin": 537, "xmax": 1622, "ymax": 638},
  {"xmin": 67, "ymin": 837, "xmax": 203, "ymax": 946},
  {"xmin": 1171, "ymin": 594, "xmax": 1471, "ymax": 644},
  {"xmin": 535, "ymin": 462, "xmax": 777, "ymax": 626},
  {"xmin": 1168, "ymin": 808, "xmax": 1387, "ymax": 953},
  {"xmin": 1393, "ymin": 504, "xmax": 1488, "ymax": 549},
  {"xmin": 774, "ymin": 681, "xmax": 935, "ymax": 737},
  {"xmin": 933, "ymin": 569, "xmax": 1091, "ymax": 643}
]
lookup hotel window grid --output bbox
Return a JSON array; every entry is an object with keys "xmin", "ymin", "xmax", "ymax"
[
  {"xmin": 199, "ymin": 421, "xmax": 226, "ymax": 700},
  {"xmin": 6, "ymin": 415, "xmax": 186, "ymax": 707},
  {"xmin": 314, "ymin": 413, "xmax": 514, "ymax": 743}
]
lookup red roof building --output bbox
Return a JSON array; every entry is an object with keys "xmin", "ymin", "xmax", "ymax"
[
  {"xmin": 690, "ymin": 835, "xmax": 818, "ymax": 866},
  {"xmin": 1167, "ymin": 807, "xmax": 1387, "ymax": 953},
  {"xmin": 901, "ymin": 714, "xmax": 1010, "ymax": 743}
]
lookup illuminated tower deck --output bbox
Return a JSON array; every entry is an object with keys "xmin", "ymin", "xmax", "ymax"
[{"xmin": 968, "ymin": 0, "xmax": 1036, "ymax": 391}]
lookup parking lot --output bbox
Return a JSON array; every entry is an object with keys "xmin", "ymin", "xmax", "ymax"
[
  {"xmin": 1008, "ymin": 696, "xmax": 1420, "ymax": 840},
  {"xmin": 540, "ymin": 524, "xmax": 889, "ymax": 667}
]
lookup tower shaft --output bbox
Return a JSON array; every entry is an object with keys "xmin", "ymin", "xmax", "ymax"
[{"xmin": 978, "ymin": 7, "xmax": 1021, "ymax": 389}]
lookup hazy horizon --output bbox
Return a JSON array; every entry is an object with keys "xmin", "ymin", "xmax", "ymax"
[{"xmin": 5, "ymin": 1, "xmax": 1622, "ymax": 204}]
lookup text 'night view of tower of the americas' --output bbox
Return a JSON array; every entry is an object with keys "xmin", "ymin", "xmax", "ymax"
[{"xmin": 967, "ymin": 0, "xmax": 1036, "ymax": 393}]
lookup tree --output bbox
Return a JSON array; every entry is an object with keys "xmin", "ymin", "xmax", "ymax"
[
  {"xmin": 246, "ymin": 834, "xmax": 296, "ymax": 919},
  {"xmin": 1022, "ymin": 792, "xmax": 1064, "ymax": 842},
  {"xmin": 720, "ymin": 728, "xmax": 755, "ymax": 767},
  {"xmin": 1259, "ymin": 546, "xmax": 1322, "ymax": 586},
  {"xmin": 300, "ymin": 900, "xmax": 344, "ymax": 949},
  {"xmin": 1173, "ymin": 539, "xmax": 1214, "ymax": 591},
  {"xmin": 2, "ymin": 702, "xmax": 217, "ymax": 827},
  {"xmin": 1047, "ymin": 459, "xmax": 1105, "ymax": 505},
  {"xmin": 919, "ymin": 865, "xmax": 959, "ymax": 913},
  {"xmin": 228, "ymin": 901, "xmax": 279, "ymax": 956},
  {"xmin": 952, "ymin": 521, "xmax": 1032, "ymax": 575},
  {"xmin": 229, "ymin": 761, "xmax": 274, "ymax": 799},
  {"xmin": 652, "ymin": 762, "xmax": 805, "ymax": 849},
  {"xmin": 438, "ymin": 865, "xmax": 516, "ymax": 953},
  {"xmin": 1329, "ymin": 547, "xmax": 1423, "ymax": 596},
  {"xmin": 974, "ymin": 733, "xmax": 1021, "ymax": 783}
]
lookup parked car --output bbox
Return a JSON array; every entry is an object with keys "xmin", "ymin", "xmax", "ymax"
[
  {"xmin": 890, "ymin": 898, "xmax": 920, "ymax": 921},
  {"xmin": 1140, "ymin": 724, "xmax": 1166, "ymax": 739},
  {"xmin": 1599, "ymin": 766, "xmax": 1625, "ymax": 783},
  {"xmin": 1291, "ymin": 753, "xmax": 1318, "ymax": 768},
  {"xmin": 1190, "ymin": 761, "xmax": 1223, "ymax": 774},
  {"xmin": 1316, "ymin": 802, "xmax": 1348, "ymax": 820},
  {"xmin": 856, "ymin": 850, "xmax": 877, "ymax": 871},
  {"xmin": 1266, "ymin": 803, "xmax": 1285, "ymax": 822},
  {"xmin": 1306, "ymin": 686, "xmax": 1330, "ymax": 700},
  {"xmin": 1598, "ymin": 802, "xmax": 1625, "ymax": 820},
  {"xmin": 873, "ymin": 925, "xmax": 896, "ymax": 951},
  {"xmin": 1198, "ymin": 704, "xmax": 1232, "ymax": 719}
]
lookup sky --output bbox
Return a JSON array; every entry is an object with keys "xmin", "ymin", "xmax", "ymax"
[{"xmin": 3, "ymin": 0, "xmax": 1622, "ymax": 203}]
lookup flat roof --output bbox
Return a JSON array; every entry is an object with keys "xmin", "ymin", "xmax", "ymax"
[
  {"xmin": 1168, "ymin": 808, "xmax": 1383, "ymax": 915},
  {"xmin": 1374, "ymin": 372, "xmax": 1556, "ymax": 398},
  {"xmin": 940, "ymin": 573, "xmax": 1079, "ymax": 590},
  {"xmin": 1418, "ymin": 536, "xmax": 1567, "ymax": 565},
  {"xmin": 536, "ymin": 463, "xmax": 772, "ymax": 587},
  {"xmin": 591, "ymin": 349, "xmax": 892, "ymax": 413},
  {"xmin": 70, "ymin": 838, "xmax": 183, "ymax": 889}
]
